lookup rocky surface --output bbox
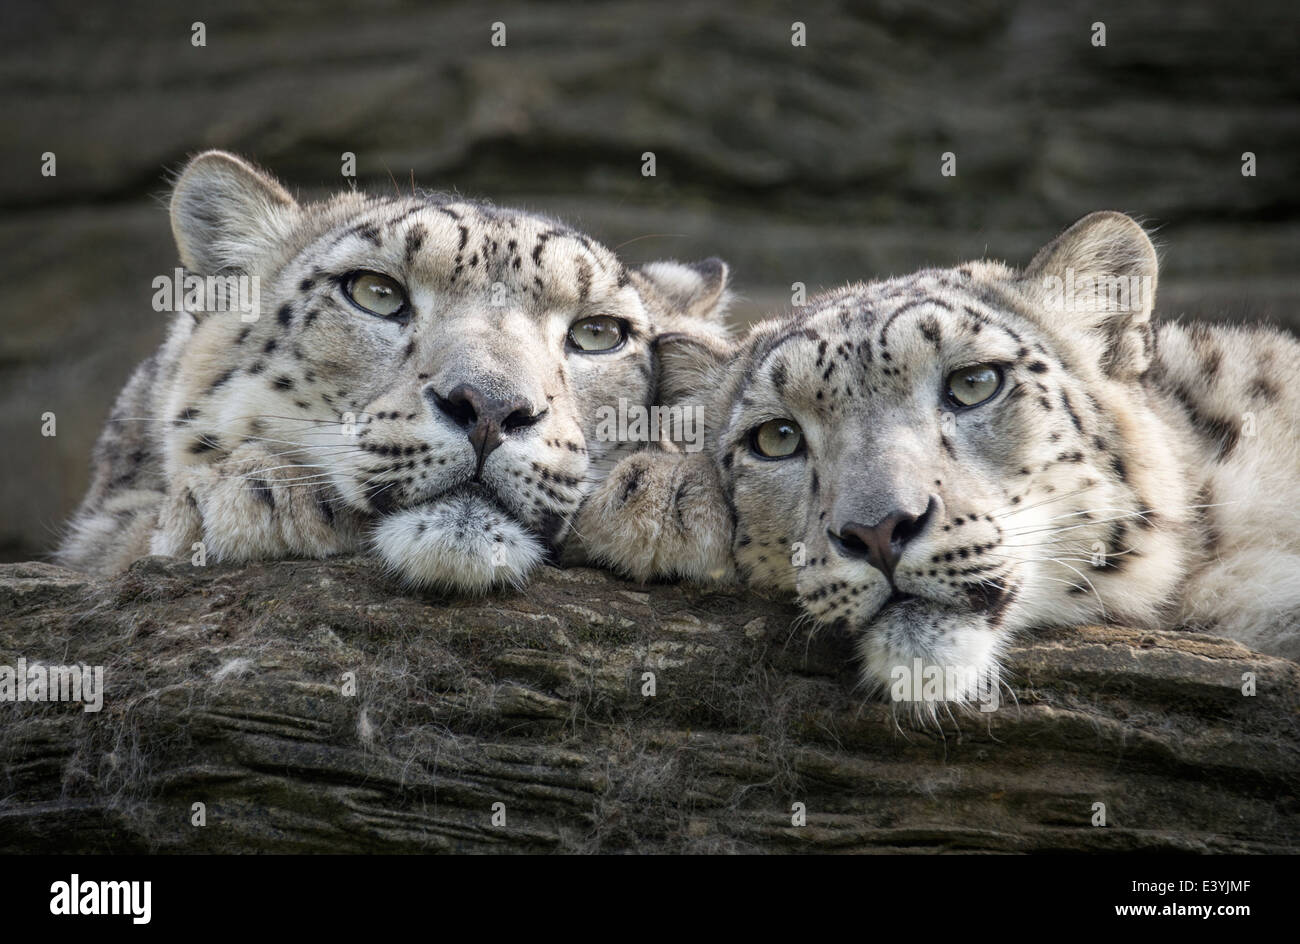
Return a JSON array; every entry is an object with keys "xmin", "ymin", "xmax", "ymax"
[
  {"xmin": 1, "ymin": 557, "xmax": 1296, "ymax": 853},
  {"xmin": 1, "ymin": 0, "xmax": 1298, "ymax": 560}
]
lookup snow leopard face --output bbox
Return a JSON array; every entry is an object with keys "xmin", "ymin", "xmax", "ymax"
[
  {"xmin": 63, "ymin": 151, "xmax": 730, "ymax": 591},
  {"xmin": 698, "ymin": 213, "xmax": 1197, "ymax": 707}
]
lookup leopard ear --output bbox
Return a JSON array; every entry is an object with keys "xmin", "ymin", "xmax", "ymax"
[
  {"xmin": 1020, "ymin": 211, "xmax": 1158, "ymax": 379},
  {"xmin": 636, "ymin": 257, "xmax": 732, "ymax": 324},
  {"xmin": 170, "ymin": 150, "xmax": 298, "ymax": 276},
  {"xmin": 653, "ymin": 331, "xmax": 733, "ymax": 407}
]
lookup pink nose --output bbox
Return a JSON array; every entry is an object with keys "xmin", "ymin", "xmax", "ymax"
[
  {"xmin": 426, "ymin": 382, "xmax": 540, "ymax": 480},
  {"xmin": 832, "ymin": 496, "xmax": 938, "ymax": 582}
]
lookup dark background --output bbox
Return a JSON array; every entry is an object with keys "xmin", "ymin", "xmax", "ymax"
[{"xmin": 1, "ymin": 0, "xmax": 1296, "ymax": 562}]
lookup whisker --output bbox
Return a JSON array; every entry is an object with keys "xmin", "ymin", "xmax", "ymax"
[
  {"xmin": 986, "ymin": 552, "xmax": 1106, "ymax": 616},
  {"xmin": 1007, "ymin": 501, "xmax": 1238, "ymax": 538},
  {"xmin": 105, "ymin": 412, "xmax": 353, "ymax": 429},
  {"xmin": 1039, "ymin": 505, "xmax": 1151, "ymax": 523},
  {"xmin": 987, "ymin": 484, "xmax": 1098, "ymax": 519}
]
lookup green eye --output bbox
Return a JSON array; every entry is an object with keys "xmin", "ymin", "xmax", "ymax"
[
  {"xmin": 568, "ymin": 316, "xmax": 627, "ymax": 353},
  {"xmin": 345, "ymin": 272, "xmax": 407, "ymax": 318},
  {"xmin": 945, "ymin": 363, "xmax": 1004, "ymax": 408},
  {"xmin": 751, "ymin": 418, "xmax": 804, "ymax": 459}
]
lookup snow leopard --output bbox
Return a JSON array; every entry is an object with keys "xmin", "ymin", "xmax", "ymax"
[
  {"xmin": 577, "ymin": 211, "xmax": 1300, "ymax": 705},
  {"xmin": 58, "ymin": 150, "xmax": 731, "ymax": 592}
]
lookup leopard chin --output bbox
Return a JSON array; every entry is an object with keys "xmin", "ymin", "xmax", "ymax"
[
  {"xmin": 370, "ymin": 490, "xmax": 547, "ymax": 593},
  {"xmin": 855, "ymin": 598, "xmax": 1008, "ymax": 716}
]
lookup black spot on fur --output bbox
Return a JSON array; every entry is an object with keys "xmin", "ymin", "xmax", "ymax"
[
  {"xmin": 672, "ymin": 480, "xmax": 692, "ymax": 532},
  {"xmin": 277, "ymin": 304, "xmax": 293, "ymax": 328},
  {"xmin": 1098, "ymin": 521, "xmax": 1127, "ymax": 570},
  {"xmin": 364, "ymin": 481, "xmax": 397, "ymax": 515},
  {"xmin": 576, "ymin": 260, "xmax": 592, "ymax": 301},
  {"xmin": 1249, "ymin": 375, "xmax": 1280, "ymax": 403},
  {"xmin": 1059, "ymin": 390, "xmax": 1084, "ymax": 432},
  {"xmin": 1202, "ymin": 415, "xmax": 1241, "ymax": 459},
  {"xmin": 1169, "ymin": 384, "xmax": 1242, "ymax": 459},
  {"xmin": 619, "ymin": 466, "xmax": 644, "ymax": 503},
  {"xmin": 404, "ymin": 224, "xmax": 426, "ymax": 263},
  {"xmin": 1201, "ymin": 345, "xmax": 1222, "ymax": 378},
  {"xmin": 249, "ymin": 478, "xmax": 275, "ymax": 509},
  {"xmin": 770, "ymin": 360, "xmax": 787, "ymax": 394},
  {"xmin": 208, "ymin": 367, "xmax": 237, "ymax": 392}
]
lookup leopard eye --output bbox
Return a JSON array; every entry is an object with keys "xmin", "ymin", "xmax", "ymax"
[
  {"xmin": 345, "ymin": 271, "xmax": 407, "ymax": 318},
  {"xmin": 568, "ymin": 316, "xmax": 627, "ymax": 353},
  {"xmin": 751, "ymin": 418, "xmax": 804, "ymax": 459},
  {"xmin": 945, "ymin": 363, "xmax": 1004, "ymax": 408}
]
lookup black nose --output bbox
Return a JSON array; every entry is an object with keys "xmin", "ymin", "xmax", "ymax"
[
  {"xmin": 426, "ymin": 382, "xmax": 541, "ymax": 480},
  {"xmin": 831, "ymin": 496, "xmax": 937, "ymax": 582}
]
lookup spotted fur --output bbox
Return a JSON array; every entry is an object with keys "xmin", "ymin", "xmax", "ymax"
[
  {"xmin": 580, "ymin": 212, "xmax": 1300, "ymax": 706},
  {"xmin": 59, "ymin": 151, "xmax": 731, "ymax": 591}
]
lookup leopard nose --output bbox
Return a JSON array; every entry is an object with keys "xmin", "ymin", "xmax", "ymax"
[
  {"xmin": 831, "ymin": 495, "xmax": 938, "ymax": 581},
  {"xmin": 425, "ymin": 382, "xmax": 542, "ymax": 480}
]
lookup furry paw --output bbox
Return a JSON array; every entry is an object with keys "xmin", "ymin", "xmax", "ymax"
[
  {"xmin": 151, "ymin": 444, "xmax": 362, "ymax": 562},
  {"xmin": 575, "ymin": 450, "xmax": 734, "ymax": 583}
]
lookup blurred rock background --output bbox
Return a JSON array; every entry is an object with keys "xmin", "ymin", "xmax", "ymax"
[{"xmin": 0, "ymin": 0, "xmax": 1295, "ymax": 562}]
